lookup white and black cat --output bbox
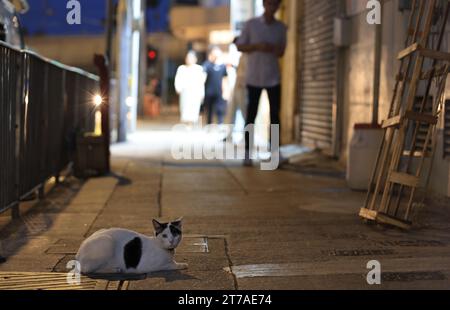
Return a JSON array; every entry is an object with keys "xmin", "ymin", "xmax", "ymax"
[{"xmin": 76, "ymin": 219, "xmax": 187, "ymax": 275}]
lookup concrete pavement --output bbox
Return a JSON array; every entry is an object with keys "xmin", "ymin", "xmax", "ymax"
[{"xmin": 1, "ymin": 118, "xmax": 450, "ymax": 290}]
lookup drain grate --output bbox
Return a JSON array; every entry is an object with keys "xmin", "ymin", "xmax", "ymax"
[
  {"xmin": 46, "ymin": 239, "xmax": 79, "ymax": 255},
  {"xmin": 325, "ymin": 249, "xmax": 396, "ymax": 257},
  {"xmin": 382, "ymin": 271, "xmax": 446, "ymax": 282},
  {"xmin": 0, "ymin": 272, "xmax": 127, "ymax": 290},
  {"xmin": 179, "ymin": 237, "xmax": 209, "ymax": 253}
]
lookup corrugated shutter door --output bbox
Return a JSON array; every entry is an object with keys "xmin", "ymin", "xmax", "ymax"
[{"xmin": 299, "ymin": 0, "xmax": 337, "ymax": 152}]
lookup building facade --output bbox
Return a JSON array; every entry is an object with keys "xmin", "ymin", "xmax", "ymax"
[{"xmin": 281, "ymin": 0, "xmax": 450, "ymax": 198}]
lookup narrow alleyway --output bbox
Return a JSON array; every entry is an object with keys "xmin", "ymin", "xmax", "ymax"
[{"xmin": 1, "ymin": 115, "xmax": 450, "ymax": 290}]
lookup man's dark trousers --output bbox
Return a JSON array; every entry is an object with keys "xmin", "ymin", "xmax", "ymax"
[{"xmin": 245, "ymin": 84, "xmax": 281, "ymax": 152}]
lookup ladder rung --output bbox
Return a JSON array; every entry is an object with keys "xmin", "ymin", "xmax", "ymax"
[
  {"xmin": 397, "ymin": 43, "xmax": 421, "ymax": 60},
  {"xmin": 397, "ymin": 44, "xmax": 450, "ymax": 62},
  {"xmin": 376, "ymin": 212, "xmax": 412, "ymax": 230},
  {"xmin": 359, "ymin": 208, "xmax": 378, "ymax": 221},
  {"xmin": 421, "ymin": 65, "xmax": 448, "ymax": 80},
  {"xmin": 398, "ymin": 66, "xmax": 449, "ymax": 82},
  {"xmin": 402, "ymin": 150, "xmax": 430, "ymax": 158},
  {"xmin": 389, "ymin": 172, "xmax": 420, "ymax": 188},
  {"xmin": 420, "ymin": 49, "xmax": 450, "ymax": 62},
  {"xmin": 405, "ymin": 111, "xmax": 438, "ymax": 124},
  {"xmin": 382, "ymin": 115, "xmax": 402, "ymax": 128}
]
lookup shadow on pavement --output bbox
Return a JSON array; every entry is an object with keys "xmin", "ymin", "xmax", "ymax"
[{"xmin": 86, "ymin": 270, "xmax": 197, "ymax": 282}]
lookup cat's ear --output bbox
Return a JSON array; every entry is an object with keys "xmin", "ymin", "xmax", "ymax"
[
  {"xmin": 172, "ymin": 218, "xmax": 183, "ymax": 229},
  {"xmin": 152, "ymin": 219, "xmax": 165, "ymax": 234}
]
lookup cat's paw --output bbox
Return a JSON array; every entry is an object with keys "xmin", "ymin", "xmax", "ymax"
[{"xmin": 176, "ymin": 263, "xmax": 188, "ymax": 270}]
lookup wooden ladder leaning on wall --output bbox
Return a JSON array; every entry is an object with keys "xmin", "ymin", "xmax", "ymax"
[{"xmin": 360, "ymin": 0, "xmax": 450, "ymax": 230}]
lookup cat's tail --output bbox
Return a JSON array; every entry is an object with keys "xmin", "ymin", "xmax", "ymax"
[{"xmin": 76, "ymin": 235, "xmax": 115, "ymax": 274}]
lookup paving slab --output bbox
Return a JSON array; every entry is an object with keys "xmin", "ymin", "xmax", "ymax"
[
  {"xmin": 237, "ymin": 272, "xmax": 450, "ymax": 290},
  {"xmin": 127, "ymin": 270, "xmax": 235, "ymax": 290},
  {"xmin": 0, "ymin": 254, "xmax": 64, "ymax": 272},
  {"xmin": 2, "ymin": 120, "xmax": 450, "ymax": 291},
  {"xmin": 163, "ymin": 169, "xmax": 242, "ymax": 193}
]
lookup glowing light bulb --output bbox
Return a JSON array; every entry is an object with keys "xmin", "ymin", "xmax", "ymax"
[{"xmin": 93, "ymin": 94, "xmax": 103, "ymax": 107}]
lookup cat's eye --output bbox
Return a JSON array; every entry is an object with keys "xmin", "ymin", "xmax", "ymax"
[{"xmin": 162, "ymin": 234, "xmax": 168, "ymax": 238}]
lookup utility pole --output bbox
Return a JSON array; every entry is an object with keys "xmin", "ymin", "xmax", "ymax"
[
  {"xmin": 372, "ymin": 0, "xmax": 383, "ymax": 125},
  {"xmin": 105, "ymin": 0, "xmax": 114, "ymax": 74}
]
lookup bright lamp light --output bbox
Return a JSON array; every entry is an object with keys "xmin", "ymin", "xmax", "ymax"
[{"xmin": 93, "ymin": 94, "xmax": 103, "ymax": 107}]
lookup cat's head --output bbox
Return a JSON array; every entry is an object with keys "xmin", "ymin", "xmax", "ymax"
[{"xmin": 152, "ymin": 218, "xmax": 183, "ymax": 250}]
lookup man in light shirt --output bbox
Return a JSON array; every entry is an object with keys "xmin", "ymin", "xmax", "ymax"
[{"xmin": 236, "ymin": 0, "xmax": 287, "ymax": 167}]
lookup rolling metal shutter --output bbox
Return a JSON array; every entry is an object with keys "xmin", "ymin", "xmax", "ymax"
[{"xmin": 298, "ymin": 0, "xmax": 337, "ymax": 153}]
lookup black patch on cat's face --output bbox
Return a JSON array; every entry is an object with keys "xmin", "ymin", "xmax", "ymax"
[
  {"xmin": 123, "ymin": 237, "xmax": 142, "ymax": 269},
  {"xmin": 170, "ymin": 225, "xmax": 182, "ymax": 237},
  {"xmin": 153, "ymin": 219, "xmax": 168, "ymax": 236},
  {"xmin": 172, "ymin": 220, "xmax": 182, "ymax": 228},
  {"xmin": 155, "ymin": 223, "xmax": 168, "ymax": 236}
]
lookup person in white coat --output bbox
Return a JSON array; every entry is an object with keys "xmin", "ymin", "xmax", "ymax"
[{"xmin": 175, "ymin": 51, "xmax": 206, "ymax": 125}]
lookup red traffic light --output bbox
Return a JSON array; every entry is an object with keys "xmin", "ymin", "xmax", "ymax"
[
  {"xmin": 147, "ymin": 46, "xmax": 158, "ymax": 67},
  {"xmin": 148, "ymin": 50, "xmax": 157, "ymax": 60},
  {"xmin": 148, "ymin": 51, "xmax": 156, "ymax": 59}
]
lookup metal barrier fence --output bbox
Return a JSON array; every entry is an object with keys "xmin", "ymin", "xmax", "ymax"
[{"xmin": 0, "ymin": 41, "xmax": 99, "ymax": 215}]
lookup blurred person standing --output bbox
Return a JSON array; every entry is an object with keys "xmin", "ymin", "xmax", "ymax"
[
  {"xmin": 236, "ymin": 0, "xmax": 287, "ymax": 166},
  {"xmin": 225, "ymin": 51, "xmax": 248, "ymax": 142},
  {"xmin": 203, "ymin": 46, "xmax": 228, "ymax": 125},
  {"xmin": 144, "ymin": 77, "xmax": 162, "ymax": 117},
  {"xmin": 174, "ymin": 51, "xmax": 206, "ymax": 125}
]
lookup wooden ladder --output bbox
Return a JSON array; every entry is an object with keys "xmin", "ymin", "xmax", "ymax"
[{"xmin": 360, "ymin": 0, "xmax": 450, "ymax": 229}]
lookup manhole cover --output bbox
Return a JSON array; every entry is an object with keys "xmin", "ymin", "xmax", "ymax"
[
  {"xmin": 0, "ymin": 272, "xmax": 127, "ymax": 290},
  {"xmin": 179, "ymin": 237, "xmax": 209, "ymax": 253},
  {"xmin": 46, "ymin": 239, "xmax": 80, "ymax": 255}
]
